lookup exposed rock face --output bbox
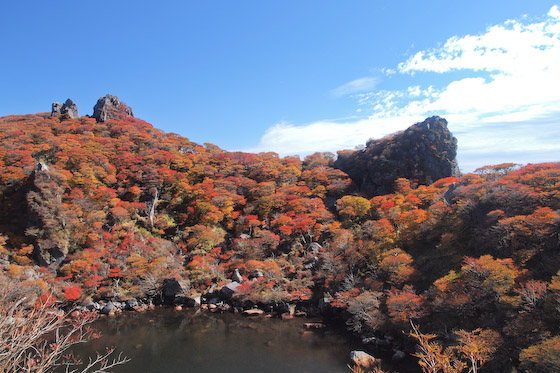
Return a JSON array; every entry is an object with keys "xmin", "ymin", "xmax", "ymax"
[
  {"xmin": 51, "ymin": 99, "xmax": 79, "ymax": 119},
  {"xmin": 51, "ymin": 102, "xmax": 63, "ymax": 116},
  {"xmin": 92, "ymin": 94, "xmax": 134, "ymax": 122},
  {"xmin": 335, "ymin": 116, "xmax": 460, "ymax": 197},
  {"xmin": 35, "ymin": 161, "xmax": 50, "ymax": 173}
]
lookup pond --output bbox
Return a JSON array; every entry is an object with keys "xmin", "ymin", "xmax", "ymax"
[{"xmin": 74, "ymin": 308, "xmax": 417, "ymax": 372}]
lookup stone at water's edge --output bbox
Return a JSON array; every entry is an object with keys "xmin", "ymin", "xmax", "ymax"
[
  {"xmin": 303, "ymin": 322, "xmax": 325, "ymax": 329},
  {"xmin": 100, "ymin": 302, "xmax": 115, "ymax": 315},
  {"xmin": 350, "ymin": 350, "xmax": 378, "ymax": 369},
  {"xmin": 243, "ymin": 308, "xmax": 265, "ymax": 316}
]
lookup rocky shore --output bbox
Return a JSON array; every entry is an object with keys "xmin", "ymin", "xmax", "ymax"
[{"xmin": 68, "ymin": 276, "xmax": 409, "ymax": 370}]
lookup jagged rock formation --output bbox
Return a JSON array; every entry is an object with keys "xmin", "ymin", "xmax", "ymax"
[
  {"xmin": 335, "ymin": 116, "xmax": 460, "ymax": 197},
  {"xmin": 51, "ymin": 102, "xmax": 63, "ymax": 116},
  {"xmin": 26, "ymin": 163, "xmax": 68, "ymax": 267},
  {"xmin": 51, "ymin": 99, "xmax": 79, "ymax": 119},
  {"xmin": 92, "ymin": 94, "xmax": 134, "ymax": 122}
]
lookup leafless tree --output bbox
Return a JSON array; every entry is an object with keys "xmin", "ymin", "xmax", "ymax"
[{"xmin": 0, "ymin": 276, "xmax": 129, "ymax": 372}]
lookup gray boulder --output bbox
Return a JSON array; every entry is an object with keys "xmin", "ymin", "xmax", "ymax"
[
  {"xmin": 125, "ymin": 299, "xmax": 139, "ymax": 310},
  {"xmin": 220, "ymin": 281, "xmax": 241, "ymax": 299},
  {"xmin": 100, "ymin": 302, "xmax": 115, "ymax": 315},
  {"xmin": 350, "ymin": 350, "xmax": 378, "ymax": 369},
  {"xmin": 232, "ymin": 268, "xmax": 243, "ymax": 283},
  {"xmin": 84, "ymin": 301, "xmax": 101, "ymax": 311}
]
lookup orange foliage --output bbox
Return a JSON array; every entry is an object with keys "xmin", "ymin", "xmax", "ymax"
[
  {"xmin": 386, "ymin": 285, "xmax": 426, "ymax": 325},
  {"xmin": 378, "ymin": 248, "xmax": 416, "ymax": 286},
  {"xmin": 1, "ymin": 111, "xmax": 559, "ymax": 372}
]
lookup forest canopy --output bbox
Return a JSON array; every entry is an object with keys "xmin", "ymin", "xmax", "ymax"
[{"xmin": 0, "ymin": 109, "xmax": 559, "ymax": 372}]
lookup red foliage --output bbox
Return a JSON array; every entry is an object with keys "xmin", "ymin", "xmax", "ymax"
[
  {"xmin": 63, "ymin": 286, "xmax": 82, "ymax": 301},
  {"xmin": 287, "ymin": 288, "xmax": 311, "ymax": 301},
  {"xmin": 108, "ymin": 267, "xmax": 123, "ymax": 278}
]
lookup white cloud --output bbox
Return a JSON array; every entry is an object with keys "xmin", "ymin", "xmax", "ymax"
[
  {"xmin": 398, "ymin": 7, "xmax": 560, "ymax": 75},
  {"xmin": 242, "ymin": 116, "xmax": 421, "ymax": 157},
  {"xmin": 381, "ymin": 68, "xmax": 396, "ymax": 76},
  {"xmin": 550, "ymin": 4, "xmax": 560, "ymax": 18},
  {"xmin": 330, "ymin": 77, "xmax": 379, "ymax": 97},
  {"xmin": 245, "ymin": 6, "xmax": 560, "ymax": 172}
]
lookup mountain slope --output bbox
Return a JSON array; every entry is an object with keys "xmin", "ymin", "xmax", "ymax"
[{"xmin": 1, "ymin": 98, "xmax": 559, "ymax": 372}]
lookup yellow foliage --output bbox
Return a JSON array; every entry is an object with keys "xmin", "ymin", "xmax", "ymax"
[
  {"xmin": 71, "ymin": 259, "xmax": 89, "ymax": 274},
  {"xmin": 7, "ymin": 264, "xmax": 23, "ymax": 278},
  {"xmin": 12, "ymin": 254, "xmax": 32, "ymax": 266},
  {"xmin": 519, "ymin": 336, "xmax": 560, "ymax": 373},
  {"xmin": 550, "ymin": 270, "xmax": 560, "ymax": 292}
]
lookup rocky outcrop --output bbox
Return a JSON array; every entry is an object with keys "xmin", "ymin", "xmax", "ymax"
[
  {"xmin": 51, "ymin": 99, "xmax": 79, "ymax": 119},
  {"xmin": 335, "ymin": 116, "xmax": 460, "ymax": 197},
  {"xmin": 19, "ymin": 164, "xmax": 70, "ymax": 267},
  {"xmin": 161, "ymin": 278, "xmax": 182, "ymax": 305},
  {"xmin": 92, "ymin": 94, "xmax": 134, "ymax": 122}
]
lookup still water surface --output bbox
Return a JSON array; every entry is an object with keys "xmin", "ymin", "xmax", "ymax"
[
  {"xmin": 78, "ymin": 309, "xmax": 365, "ymax": 373},
  {"xmin": 76, "ymin": 309, "xmax": 419, "ymax": 373}
]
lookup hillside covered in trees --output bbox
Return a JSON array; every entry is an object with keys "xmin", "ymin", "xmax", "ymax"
[{"xmin": 1, "ymin": 96, "xmax": 559, "ymax": 372}]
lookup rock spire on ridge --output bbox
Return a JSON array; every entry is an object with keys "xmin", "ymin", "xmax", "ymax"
[
  {"xmin": 335, "ymin": 116, "xmax": 460, "ymax": 197},
  {"xmin": 50, "ymin": 99, "xmax": 79, "ymax": 119},
  {"xmin": 92, "ymin": 94, "xmax": 134, "ymax": 123}
]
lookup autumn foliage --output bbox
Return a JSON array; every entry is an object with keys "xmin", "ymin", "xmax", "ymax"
[{"xmin": 0, "ymin": 111, "xmax": 559, "ymax": 372}]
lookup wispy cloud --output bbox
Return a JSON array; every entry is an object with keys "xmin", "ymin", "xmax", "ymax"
[
  {"xmin": 330, "ymin": 77, "xmax": 379, "ymax": 97},
  {"xmin": 245, "ymin": 6, "xmax": 560, "ymax": 172},
  {"xmin": 243, "ymin": 116, "xmax": 418, "ymax": 156}
]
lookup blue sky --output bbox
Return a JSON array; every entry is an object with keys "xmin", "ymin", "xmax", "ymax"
[{"xmin": 1, "ymin": 1, "xmax": 559, "ymax": 172}]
